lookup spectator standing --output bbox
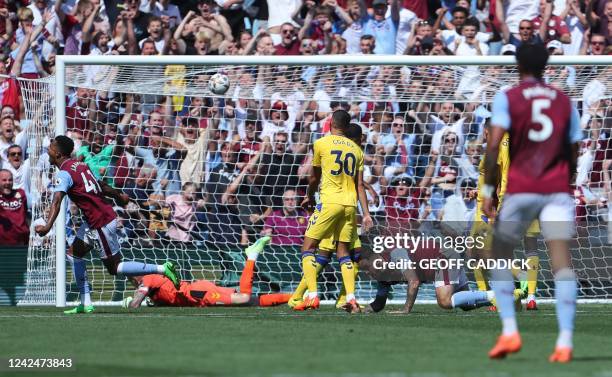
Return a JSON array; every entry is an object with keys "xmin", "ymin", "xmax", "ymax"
[
  {"xmin": 0, "ymin": 169, "xmax": 29, "ymax": 245},
  {"xmin": 1, "ymin": 145, "xmax": 30, "ymax": 195},
  {"xmin": 363, "ymin": 0, "xmax": 400, "ymax": 55},
  {"xmin": 560, "ymin": 0, "xmax": 588, "ymax": 55},
  {"xmin": 385, "ymin": 175, "xmax": 420, "ymax": 231},
  {"xmin": 263, "ymin": 189, "xmax": 308, "ymax": 246},
  {"xmin": 150, "ymin": 0, "xmax": 182, "ymax": 29},
  {"xmin": 257, "ymin": 132, "xmax": 303, "ymax": 208},
  {"xmin": 342, "ymin": 0, "xmax": 368, "ymax": 54},
  {"xmin": 0, "ymin": 116, "xmax": 27, "ymax": 166},
  {"xmin": 532, "ymin": 0, "xmax": 571, "ymax": 43},
  {"xmin": 274, "ymin": 22, "xmax": 301, "ymax": 55},
  {"xmin": 165, "ymin": 182, "xmax": 197, "ymax": 242},
  {"xmin": 496, "ymin": 0, "xmax": 551, "ymax": 47}
]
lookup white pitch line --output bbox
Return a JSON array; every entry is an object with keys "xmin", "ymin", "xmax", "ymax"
[{"xmin": 0, "ymin": 310, "xmax": 611, "ymax": 319}]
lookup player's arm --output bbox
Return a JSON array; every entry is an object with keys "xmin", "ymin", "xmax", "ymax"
[
  {"xmin": 538, "ymin": 0, "xmax": 553, "ymax": 42},
  {"xmin": 100, "ymin": 181, "xmax": 130, "ymax": 206},
  {"xmin": 568, "ymin": 106, "xmax": 583, "ymax": 184},
  {"xmin": 303, "ymin": 166, "xmax": 321, "ymax": 212},
  {"xmin": 496, "ymin": 136, "xmax": 510, "ymax": 205},
  {"xmin": 35, "ymin": 170, "xmax": 72, "ymax": 237},
  {"xmin": 34, "ymin": 191, "xmax": 66, "ymax": 237},
  {"xmin": 402, "ymin": 268, "xmax": 421, "ymax": 313},
  {"xmin": 356, "ymin": 155, "xmax": 373, "ymax": 232},
  {"xmin": 129, "ymin": 285, "xmax": 150, "ymax": 309},
  {"xmin": 302, "ymin": 141, "xmax": 321, "ymax": 212},
  {"xmin": 483, "ymin": 91, "xmax": 510, "ymax": 219}
]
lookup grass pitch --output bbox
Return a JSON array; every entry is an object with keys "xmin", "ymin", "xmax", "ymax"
[{"xmin": 0, "ymin": 304, "xmax": 611, "ymax": 377}]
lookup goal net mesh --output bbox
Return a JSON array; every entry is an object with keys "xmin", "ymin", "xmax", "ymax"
[{"xmin": 17, "ymin": 61, "xmax": 612, "ymax": 305}]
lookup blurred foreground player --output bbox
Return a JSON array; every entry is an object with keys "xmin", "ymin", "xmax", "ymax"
[
  {"xmin": 35, "ymin": 136, "xmax": 180, "ymax": 314},
  {"xmin": 125, "ymin": 237, "xmax": 291, "ymax": 308},
  {"xmin": 483, "ymin": 43, "xmax": 582, "ymax": 362}
]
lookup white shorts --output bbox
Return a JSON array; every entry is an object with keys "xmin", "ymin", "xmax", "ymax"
[
  {"xmin": 496, "ymin": 193, "xmax": 575, "ymax": 243},
  {"xmin": 75, "ymin": 218, "xmax": 121, "ymax": 259},
  {"xmin": 434, "ymin": 263, "xmax": 468, "ymax": 289}
]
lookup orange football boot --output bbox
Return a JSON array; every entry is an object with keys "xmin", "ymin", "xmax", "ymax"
[
  {"xmin": 293, "ymin": 296, "xmax": 320, "ymax": 311},
  {"xmin": 549, "ymin": 347, "xmax": 572, "ymax": 363},
  {"xmin": 488, "ymin": 333, "xmax": 522, "ymax": 359}
]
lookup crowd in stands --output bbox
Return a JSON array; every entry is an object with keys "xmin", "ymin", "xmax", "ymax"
[{"xmin": 0, "ymin": 0, "xmax": 611, "ymax": 250}]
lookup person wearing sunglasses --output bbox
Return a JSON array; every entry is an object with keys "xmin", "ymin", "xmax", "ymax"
[
  {"xmin": 1, "ymin": 144, "xmax": 30, "ymax": 193},
  {"xmin": 274, "ymin": 22, "xmax": 300, "ymax": 55},
  {"xmin": 495, "ymin": 0, "xmax": 551, "ymax": 48}
]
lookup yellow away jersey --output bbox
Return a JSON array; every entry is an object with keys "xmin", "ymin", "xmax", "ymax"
[
  {"xmin": 312, "ymin": 134, "xmax": 364, "ymax": 207},
  {"xmin": 477, "ymin": 132, "xmax": 510, "ymax": 213}
]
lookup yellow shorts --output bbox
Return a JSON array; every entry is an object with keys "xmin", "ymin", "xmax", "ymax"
[
  {"xmin": 305, "ymin": 203, "xmax": 356, "ymax": 244},
  {"xmin": 525, "ymin": 220, "xmax": 540, "ymax": 237},
  {"xmin": 319, "ymin": 220, "xmax": 361, "ymax": 252},
  {"xmin": 470, "ymin": 217, "xmax": 493, "ymax": 251},
  {"xmin": 471, "ymin": 212, "xmax": 540, "ymax": 251}
]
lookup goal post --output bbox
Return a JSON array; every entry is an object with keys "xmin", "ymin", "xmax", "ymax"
[{"xmin": 16, "ymin": 54, "xmax": 612, "ymax": 307}]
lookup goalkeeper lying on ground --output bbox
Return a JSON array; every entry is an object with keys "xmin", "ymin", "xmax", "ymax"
[{"xmin": 124, "ymin": 236, "xmax": 291, "ymax": 308}]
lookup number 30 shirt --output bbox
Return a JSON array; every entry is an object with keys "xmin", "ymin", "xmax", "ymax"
[
  {"xmin": 491, "ymin": 80, "xmax": 582, "ymax": 194},
  {"xmin": 312, "ymin": 135, "xmax": 364, "ymax": 207},
  {"xmin": 54, "ymin": 159, "xmax": 116, "ymax": 228}
]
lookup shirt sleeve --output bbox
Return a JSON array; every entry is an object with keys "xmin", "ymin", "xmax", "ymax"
[
  {"xmin": 53, "ymin": 170, "xmax": 73, "ymax": 193},
  {"xmin": 491, "ymin": 91, "xmax": 511, "ymax": 130},
  {"xmin": 568, "ymin": 106, "xmax": 583, "ymax": 144},
  {"xmin": 312, "ymin": 140, "xmax": 321, "ymax": 167}
]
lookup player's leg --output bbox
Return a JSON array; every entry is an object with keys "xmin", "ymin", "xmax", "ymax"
[
  {"xmin": 297, "ymin": 204, "xmax": 341, "ymax": 310},
  {"xmin": 488, "ymin": 194, "xmax": 541, "ymax": 358},
  {"xmin": 337, "ymin": 207, "xmax": 359, "ymax": 313},
  {"xmin": 440, "ymin": 267, "xmax": 494, "ymax": 311},
  {"xmin": 470, "ymin": 219, "xmax": 492, "ymax": 293},
  {"xmin": 336, "ymin": 244, "xmax": 361, "ymax": 309},
  {"xmin": 64, "ymin": 225, "xmax": 95, "ymax": 314},
  {"xmin": 257, "ymin": 293, "xmax": 292, "ymax": 306},
  {"xmin": 524, "ymin": 222, "xmax": 541, "ymax": 310},
  {"xmin": 289, "ymin": 251, "xmax": 330, "ymax": 307},
  {"xmin": 540, "ymin": 194, "xmax": 577, "ymax": 363},
  {"xmin": 96, "ymin": 219, "xmax": 181, "ymax": 288},
  {"xmin": 239, "ymin": 236, "xmax": 271, "ymax": 295}
]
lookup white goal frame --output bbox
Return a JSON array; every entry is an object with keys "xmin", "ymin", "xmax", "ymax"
[{"xmin": 53, "ymin": 54, "xmax": 612, "ymax": 307}]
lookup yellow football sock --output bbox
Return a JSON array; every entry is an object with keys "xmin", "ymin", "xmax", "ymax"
[
  {"xmin": 291, "ymin": 262, "xmax": 323, "ymax": 301},
  {"xmin": 511, "ymin": 266, "xmax": 521, "ymax": 280},
  {"xmin": 337, "ymin": 262, "xmax": 359, "ymax": 304},
  {"xmin": 340, "ymin": 260, "xmax": 356, "ymax": 300},
  {"xmin": 301, "ymin": 254, "xmax": 319, "ymax": 296},
  {"xmin": 473, "ymin": 267, "xmax": 489, "ymax": 291},
  {"xmin": 526, "ymin": 256, "xmax": 540, "ymax": 296}
]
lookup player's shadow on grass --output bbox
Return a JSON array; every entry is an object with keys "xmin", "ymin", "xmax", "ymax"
[{"xmin": 572, "ymin": 355, "xmax": 612, "ymax": 362}]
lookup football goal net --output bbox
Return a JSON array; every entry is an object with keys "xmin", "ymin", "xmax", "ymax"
[{"xmin": 15, "ymin": 55, "xmax": 612, "ymax": 306}]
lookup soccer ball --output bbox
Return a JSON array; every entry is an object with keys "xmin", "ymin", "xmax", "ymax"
[{"xmin": 208, "ymin": 73, "xmax": 230, "ymax": 95}]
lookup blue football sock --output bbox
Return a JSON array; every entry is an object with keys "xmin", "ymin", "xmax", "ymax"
[
  {"xmin": 315, "ymin": 254, "xmax": 330, "ymax": 268},
  {"xmin": 554, "ymin": 268, "xmax": 577, "ymax": 348},
  {"xmin": 116, "ymin": 261, "xmax": 163, "ymax": 277},
  {"xmin": 451, "ymin": 290, "xmax": 490, "ymax": 310},
  {"xmin": 72, "ymin": 257, "xmax": 92, "ymax": 306},
  {"xmin": 491, "ymin": 268, "xmax": 518, "ymax": 335}
]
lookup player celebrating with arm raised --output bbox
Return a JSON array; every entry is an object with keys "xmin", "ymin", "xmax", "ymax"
[
  {"xmin": 35, "ymin": 136, "xmax": 181, "ymax": 314},
  {"xmin": 295, "ymin": 110, "xmax": 373, "ymax": 313},
  {"xmin": 483, "ymin": 43, "xmax": 582, "ymax": 362}
]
